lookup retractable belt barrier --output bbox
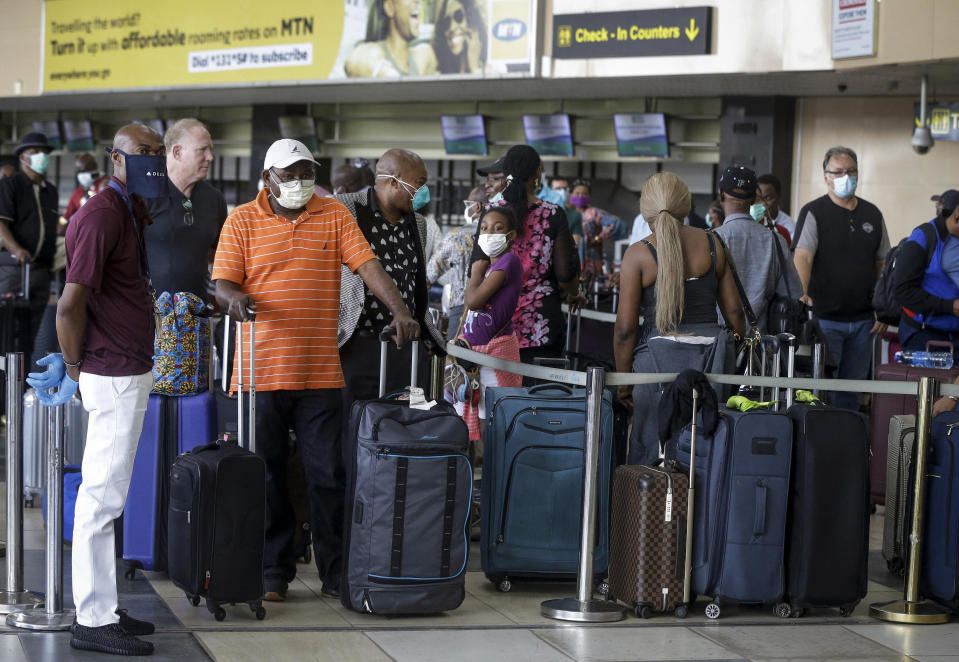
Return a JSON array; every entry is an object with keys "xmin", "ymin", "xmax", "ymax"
[{"xmin": 446, "ymin": 341, "xmax": 955, "ymax": 624}]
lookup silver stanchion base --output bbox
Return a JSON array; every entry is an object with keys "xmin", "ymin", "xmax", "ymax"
[
  {"xmin": 541, "ymin": 597, "xmax": 625, "ymax": 622},
  {"xmin": 0, "ymin": 589, "xmax": 44, "ymax": 614},
  {"xmin": 7, "ymin": 608, "xmax": 74, "ymax": 630}
]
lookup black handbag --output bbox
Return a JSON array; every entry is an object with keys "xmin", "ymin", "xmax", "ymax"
[{"xmin": 767, "ymin": 232, "xmax": 812, "ymax": 337}]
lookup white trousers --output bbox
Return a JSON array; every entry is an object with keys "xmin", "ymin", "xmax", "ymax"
[{"xmin": 73, "ymin": 371, "xmax": 152, "ymax": 627}]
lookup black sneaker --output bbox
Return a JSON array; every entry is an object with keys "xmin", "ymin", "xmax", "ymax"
[
  {"xmin": 70, "ymin": 622, "xmax": 154, "ymax": 656},
  {"xmin": 264, "ymin": 579, "xmax": 288, "ymax": 602},
  {"xmin": 116, "ymin": 609, "xmax": 155, "ymax": 636}
]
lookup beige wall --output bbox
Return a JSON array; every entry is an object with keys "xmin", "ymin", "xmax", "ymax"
[
  {"xmin": 834, "ymin": 0, "xmax": 959, "ymax": 70},
  {"xmin": 791, "ymin": 96, "xmax": 959, "ymax": 245},
  {"xmin": 0, "ymin": 0, "xmax": 43, "ymax": 97}
]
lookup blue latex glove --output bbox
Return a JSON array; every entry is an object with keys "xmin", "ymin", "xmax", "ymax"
[
  {"xmin": 27, "ymin": 353, "xmax": 78, "ymax": 407},
  {"xmin": 27, "ymin": 353, "xmax": 66, "ymax": 391}
]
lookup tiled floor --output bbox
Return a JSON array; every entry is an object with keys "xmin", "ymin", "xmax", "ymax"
[{"xmin": 3, "ymin": 486, "xmax": 959, "ymax": 661}]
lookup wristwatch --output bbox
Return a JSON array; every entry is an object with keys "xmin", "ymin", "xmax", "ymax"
[{"xmin": 63, "ymin": 357, "xmax": 82, "ymax": 369}]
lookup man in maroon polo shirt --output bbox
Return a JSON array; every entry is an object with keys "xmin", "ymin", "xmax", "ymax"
[{"xmin": 28, "ymin": 123, "xmax": 164, "ymax": 656}]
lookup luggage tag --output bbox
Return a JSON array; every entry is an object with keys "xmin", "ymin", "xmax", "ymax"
[
  {"xmin": 408, "ymin": 386, "xmax": 437, "ymax": 411},
  {"xmin": 664, "ymin": 487, "xmax": 673, "ymax": 522}
]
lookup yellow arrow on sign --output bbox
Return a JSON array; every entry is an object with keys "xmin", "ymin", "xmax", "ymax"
[{"xmin": 685, "ymin": 18, "xmax": 699, "ymax": 41}]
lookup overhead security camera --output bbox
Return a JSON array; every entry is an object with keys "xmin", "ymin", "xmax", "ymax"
[{"xmin": 912, "ymin": 126, "xmax": 934, "ymax": 155}]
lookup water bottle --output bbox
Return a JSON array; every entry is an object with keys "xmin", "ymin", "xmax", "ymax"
[{"xmin": 893, "ymin": 350, "xmax": 954, "ymax": 369}]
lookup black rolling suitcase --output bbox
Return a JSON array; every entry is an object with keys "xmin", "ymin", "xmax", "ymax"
[
  {"xmin": 342, "ymin": 329, "xmax": 472, "ymax": 615},
  {"xmin": 168, "ymin": 315, "xmax": 267, "ymax": 621},
  {"xmin": 781, "ymin": 401, "xmax": 870, "ymax": 617}
]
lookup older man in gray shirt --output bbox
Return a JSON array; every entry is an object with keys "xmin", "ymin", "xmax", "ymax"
[{"xmin": 714, "ymin": 166, "xmax": 801, "ymax": 334}]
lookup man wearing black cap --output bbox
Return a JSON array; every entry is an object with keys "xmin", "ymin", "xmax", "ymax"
[
  {"xmin": 0, "ymin": 132, "xmax": 59, "ymax": 358},
  {"xmin": 477, "ymin": 156, "xmax": 506, "ymax": 201},
  {"xmin": 894, "ymin": 189, "xmax": 959, "ymax": 361},
  {"xmin": 714, "ymin": 165, "xmax": 801, "ymax": 334},
  {"xmin": 793, "ymin": 146, "xmax": 890, "ymax": 411}
]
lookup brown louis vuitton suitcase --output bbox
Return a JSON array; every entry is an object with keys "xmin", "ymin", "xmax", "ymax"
[{"xmin": 608, "ymin": 463, "xmax": 689, "ymax": 617}]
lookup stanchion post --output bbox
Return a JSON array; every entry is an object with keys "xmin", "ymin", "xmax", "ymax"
[
  {"xmin": 870, "ymin": 376, "xmax": 951, "ymax": 624},
  {"xmin": 7, "ymin": 404, "xmax": 74, "ymax": 629},
  {"xmin": 812, "ymin": 343, "xmax": 824, "ymax": 398},
  {"xmin": 542, "ymin": 367, "xmax": 624, "ymax": 622},
  {"xmin": 0, "ymin": 352, "xmax": 43, "ymax": 613}
]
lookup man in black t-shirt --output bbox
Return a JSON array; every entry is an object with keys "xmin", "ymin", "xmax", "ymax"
[
  {"xmin": 144, "ymin": 118, "xmax": 227, "ymax": 300},
  {"xmin": 793, "ymin": 146, "xmax": 890, "ymax": 410},
  {"xmin": 0, "ymin": 132, "xmax": 58, "ymax": 359}
]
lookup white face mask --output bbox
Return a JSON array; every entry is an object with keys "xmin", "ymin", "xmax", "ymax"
[
  {"xmin": 77, "ymin": 171, "xmax": 97, "ymax": 188},
  {"xmin": 489, "ymin": 191, "xmax": 504, "ymax": 204},
  {"xmin": 270, "ymin": 172, "xmax": 314, "ymax": 209},
  {"xmin": 478, "ymin": 233, "xmax": 510, "ymax": 258}
]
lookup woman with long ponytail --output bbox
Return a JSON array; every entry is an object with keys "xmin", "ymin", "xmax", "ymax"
[
  {"xmin": 469, "ymin": 144, "xmax": 580, "ymax": 365},
  {"xmin": 614, "ymin": 172, "xmax": 746, "ymax": 465}
]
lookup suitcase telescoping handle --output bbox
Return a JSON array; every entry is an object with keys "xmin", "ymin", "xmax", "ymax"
[
  {"xmin": 234, "ymin": 309, "xmax": 256, "ymax": 453},
  {"xmin": 20, "ymin": 260, "xmax": 30, "ymax": 302},
  {"xmin": 378, "ymin": 326, "xmax": 419, "ymax": 399},
  {"xmin": 776, "ymin": 333, "xmax": 796, "ymax": 408},
  {"xmin": 682, "ymin": 387, "xmax": 699, "ymax": 607},
  {"xmin": 760, "ymin": 335, "xmax": 781, "ymax": 408}
]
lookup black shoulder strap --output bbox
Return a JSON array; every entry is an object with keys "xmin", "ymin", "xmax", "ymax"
[
  {"xmin": 706, "ymin": 232, "xmax": 717, "ymax": 274},
  {"xmin": 712, "ymin": 231, "xmax": 759, "ymax": 332},
  {"xmin": 793, "ymin": 203, "xmax": 812, "ymax": 251},
  {"xmin": 770, "ymin": 229, "xmax": 794, "ymax": 300},
  {"xmin": 640, "ymin": 238, "xmax": 657, "ymax": 264},
  {"xmin": 920, "ymin": 221, "xmax": 938, "ymax": 266}
]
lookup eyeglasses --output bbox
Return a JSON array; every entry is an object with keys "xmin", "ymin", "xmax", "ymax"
[
  {"xmin": 182, "ymin": 199, "xmax": 194, "ymax": 226},
  {"xmin": 825, "ymin": 168, "xmax": 858, "ymax": 177}
]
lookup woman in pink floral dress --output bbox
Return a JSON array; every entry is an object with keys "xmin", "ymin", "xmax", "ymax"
[{"xmin": 471, "ymin": 145, "xmax": 580, "ymax": 364}]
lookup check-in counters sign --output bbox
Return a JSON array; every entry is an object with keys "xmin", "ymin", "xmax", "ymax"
[{"xmin": 553, "ymin": 7, "xmax": 711, "ymax": 59}]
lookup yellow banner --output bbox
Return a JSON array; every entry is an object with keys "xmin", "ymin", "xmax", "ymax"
[{"xmin": 42, "ymin": 0, "xmax": 534, "ymax": 92}]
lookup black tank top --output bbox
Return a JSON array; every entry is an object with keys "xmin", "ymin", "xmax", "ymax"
[{"xmin": 639, "ymin": 232, "xmax": 719, "ymax": 328}]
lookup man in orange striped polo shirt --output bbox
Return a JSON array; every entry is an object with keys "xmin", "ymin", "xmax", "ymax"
[{"xmin": 212, "ymin": 139, "xmax": 419, "ymax": 602}]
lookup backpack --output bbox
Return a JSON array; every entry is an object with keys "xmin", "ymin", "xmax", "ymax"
[{"xmin": 872, "ymin": 223, "xmax": 937, "ymax": 325}]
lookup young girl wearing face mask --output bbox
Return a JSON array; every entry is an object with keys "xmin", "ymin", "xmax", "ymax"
[{"xmin": 454, "ymin": 206, "xmax": 525, "ymax": 440}]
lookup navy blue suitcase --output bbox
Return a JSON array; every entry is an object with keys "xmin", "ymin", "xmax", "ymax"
[
  {"xmin": 782, "ymin": 403, "xmax": 869, "ymax": 617},
  {"xmin": 675, "ymin": 408, "xmax": 792, "ymax": 617},
  {"xmin": 921, "ymin": 411, "xmax": 959, "ymax": 611},
  {"xmin": 123, "ymin": 392, "xmax": 216, "ymax": 576},
  {"xmin": 481, "ymin": 383, "xmax": 613, "ymax": 591}
]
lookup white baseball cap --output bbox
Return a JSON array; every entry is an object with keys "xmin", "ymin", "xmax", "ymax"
[{"xmin": 263, "ymin": 139, "xmax": 320, "ymax": 171}]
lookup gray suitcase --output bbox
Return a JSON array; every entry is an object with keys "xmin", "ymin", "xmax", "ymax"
[
  {"xmin": 23, "ymin": 388, "xmax": 87, "ymax": 503},
  {"xmin": 882, "ymin": 414, "xmax": 915, "ymax": 576},
  {"xmin": 342, "ymin": 333, "xmax": 472, "ymax": 614}
]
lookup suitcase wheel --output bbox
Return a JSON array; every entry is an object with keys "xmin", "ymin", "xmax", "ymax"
[
  {"xmin": 496, "ymin": 578, "xmax": 512, "ymax": 593},
  {"xmin": 124, "ymin": 568, "xmax": 136, "ymax": 581},
  {"xmin": 635, "ymin": 604, "xmax": 651, "ymax": 619},
  {"xmin": 705, "ymin": 602, "xmax": 721, "ymax": 620},
  {"xmin": 213, "ymin": 606, "xmax": 226, "ymax": 622},
  {"xmin": 775, "ymin": 602, "xmax": 792, "ymax": 618},
  {"xmin": 674, "ymin": 604, "xmax": 688, "ymax": 619},
  {"xmin": 839, "ymin": 605, "xmax": 855, "ymax": 617},
  {"xmin": 250, "ymin": 603, "xmax": 266, "ymax": 620},
  {"xmin": 596, "ymin": 580, "xmax": 610, "ymax": 597},
  {"xmin": 189, "ymin": 594, "xmax": 201, "ymax": 607},
  {"xmin": 886, "ymin": 558, "xmax": 904, "ymax": 576}
]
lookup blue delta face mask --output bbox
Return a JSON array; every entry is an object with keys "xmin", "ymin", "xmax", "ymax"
[
  {"xmin": 749, "ymin": 203, "xmax": 767, "ymax": 222},
  {"xmin": 379, "ymin": 174, "xmax": 431, "ymax": 211},
  {"xmin": 832, "ymin": 174, "xmax": 858, "ymax": 199},
  {"xmin": 106, "ymin": 147, "xmax": 167, "ymax": 198}
]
